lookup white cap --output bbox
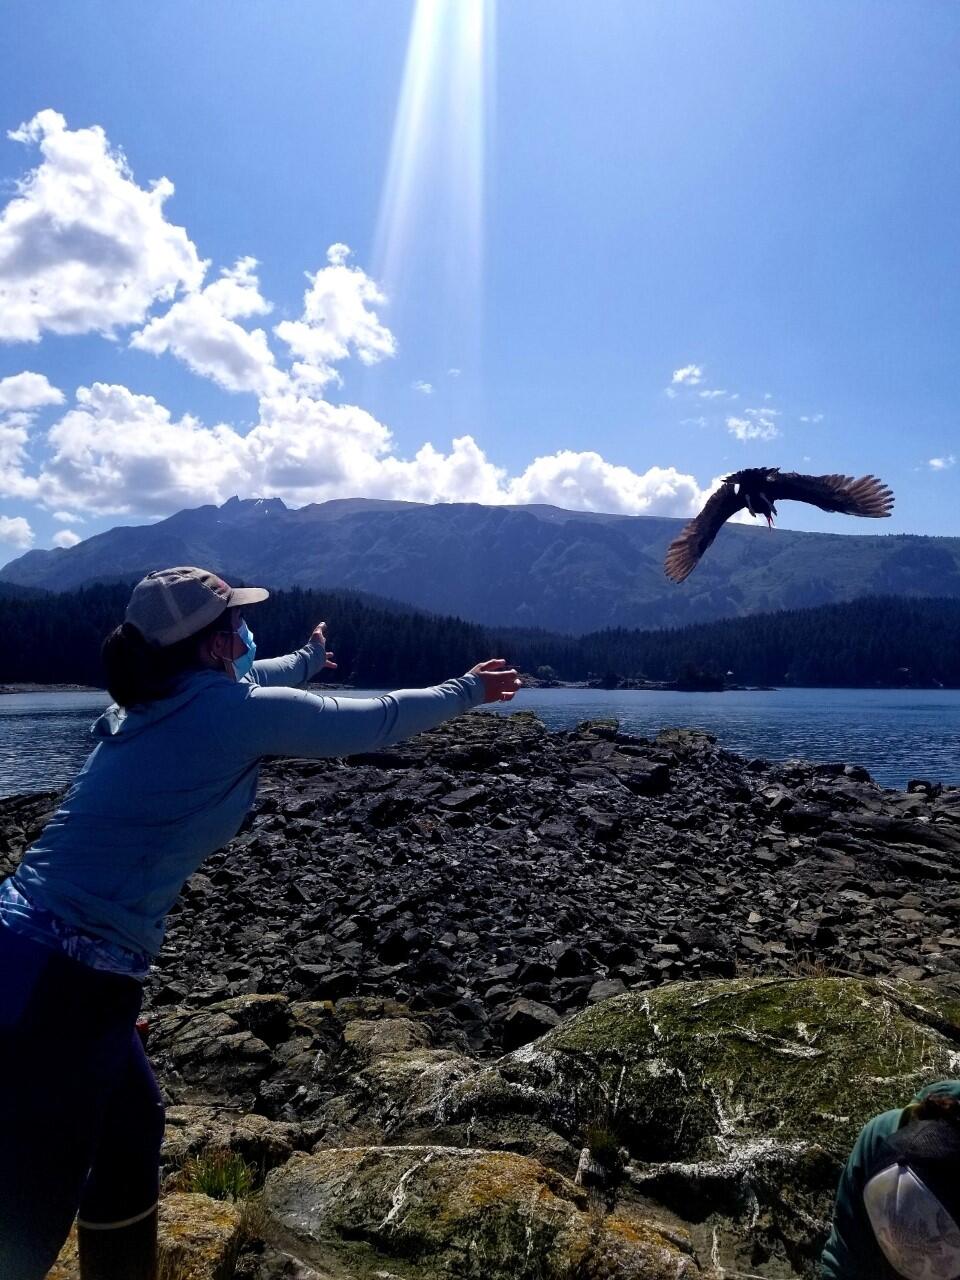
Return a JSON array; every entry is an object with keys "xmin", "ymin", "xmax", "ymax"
[{"xmin": 864, "ymin": 1160, "xmax": 960, "ymax": 1279}]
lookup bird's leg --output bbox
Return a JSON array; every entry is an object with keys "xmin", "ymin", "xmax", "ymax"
[{"xmin": 765, "ymin": 515, "xmax": 774, "ymax": 527}]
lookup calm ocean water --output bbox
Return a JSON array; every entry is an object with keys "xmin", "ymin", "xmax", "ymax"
[{"xmin": 1, "ymin": 687, "xmax": 959, "ymax": 799}]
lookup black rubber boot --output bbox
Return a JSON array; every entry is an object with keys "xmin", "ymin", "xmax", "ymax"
[{"xmin": 77, "ymin": 1204, "xmax": 158, "ymax": 1280}]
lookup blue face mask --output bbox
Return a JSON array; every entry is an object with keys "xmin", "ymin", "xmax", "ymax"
[{"xmin": 230, "ymin": 620, "xmax": 256, "ymax": 680}]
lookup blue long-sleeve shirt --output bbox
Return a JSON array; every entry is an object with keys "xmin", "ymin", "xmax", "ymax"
[{"xmin": 5, "ymin": 641, "xmax": 485, "ymax": 958}]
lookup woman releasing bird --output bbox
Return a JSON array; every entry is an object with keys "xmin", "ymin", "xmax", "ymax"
[
  {"xmin": 0, "ymin": 566, "xmax": 521, "ymax": 1280},
  {"xmin": 664, "ymin": 467, "xmax": 895, "ymax": 583}
]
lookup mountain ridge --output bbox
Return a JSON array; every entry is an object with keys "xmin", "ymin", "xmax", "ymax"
[{"xmin": 3, "ymin": 496, "xmax": 958, "ymax": 632}]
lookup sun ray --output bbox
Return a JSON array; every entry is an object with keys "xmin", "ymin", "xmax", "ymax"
[{"xmin": 373, "ymin": 0, "xmax": 495, "ymax": 372}]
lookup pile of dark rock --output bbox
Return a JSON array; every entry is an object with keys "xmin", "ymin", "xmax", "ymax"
[{"xmin": 140, "ymin": 711, "xmax": 960, "ymax": 1053}]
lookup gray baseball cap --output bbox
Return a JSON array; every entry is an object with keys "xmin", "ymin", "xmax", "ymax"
[{"xmin": 125, "ymin": 566, "xmax": 269, "ymax": 646}]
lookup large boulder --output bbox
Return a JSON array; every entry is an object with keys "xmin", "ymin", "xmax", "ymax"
[
  {"xmin": 430, "ymin": 976, "xmax": 960, "ymax": 1276},
  {"xmin": 262, "ymin": 1145, "xmax": 705, "ymax": 1279}
]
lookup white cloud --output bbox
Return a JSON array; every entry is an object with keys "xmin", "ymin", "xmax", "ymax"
[
  {"xmin": 52, "ymin": 509, "xmax": 82, "ymax": 522},
  {"xmin": 671, "ymin": 364, "xmax": 703, "ymax": 386},
  {"xmin": 0, "ymin": 514, "xmax": 33, "ymax": 548},
  {"xmin": 274, "ymin": 244, "xmax": 396, "ymax": 389},
  {"xmin": 726, "ymin": 416, "xmax": 776, "ymax": 442},
  {"xmin": 447, "ymin": 367, "xmax": 461, "ymax": 377},
  {"xmin": 799, "ymin": 413, "xmax": 824, "ymax": 424},
  {"xmin": 726, "ymin": 406, "xmax": 780, "ymax": 442},
  {"xmin": 0, "ymin": 110, "xmax": 204, "ymax": 342},
  {"xmin": 505, "ymin": 452, "xmax": 704, "ymax": 516},
  {"xmin": 0, "ymin": 412, "xmax": 37, "ymax": 499},
  {"xmin": 698, "ymin": 389, "xmax": 728, "ymax": 400},
  {"xmin": 0, "ymin": 375, "xmax": 717, "ymax": 523},
  {"xmin": 243, "ymin": 389, "xmax": 397, "ymax": 505},
  {"xmin": 52, "ymin": 527, "xmax": 81, "ymax": 548},
  {"xmin": 373, "ymin": 436, "xmax": 509, "ymax": 506},
  {"xmin": 681, "ymin": 416, "xmax": 707, "ymax": 428},
  {"xmin": 0, "ymin": 371, "xmax": 64, "ymax": 410},
  {"xmin": 412, "ymin": 380, "xmax": 434, "ymax": 395},
  {"xmin": 33, "ymin": 382, "xmax": 252, "ymax": 514},
  {"xmin": 131, "ymin": 257, "xmax": 282, "ymax": 395},
  {"xmin": 929, "ymin": 455, "xmax": 956, "ymax": 471}
]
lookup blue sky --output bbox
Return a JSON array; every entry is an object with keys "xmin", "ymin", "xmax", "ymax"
[{"xmin": 0, "ymin": 0, "xmax": 957, "ymax": 561}]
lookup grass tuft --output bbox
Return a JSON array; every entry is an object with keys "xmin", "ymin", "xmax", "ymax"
[
  {"xmin": 236, "ymin": 1192, "xmax": 270, "ymax": 1245},
  {"xmin": 583, "ymin": 1121, "xmax": 625, "ymax": 1172},
  {"xmin": 176, "ymin": 1149, "xmax": 257, "ymax": 1201}
]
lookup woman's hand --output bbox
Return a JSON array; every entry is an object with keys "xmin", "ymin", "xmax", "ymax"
[
  {"xmin": 468, "ymin": 658, "xmax": 521, "ymax": 703},
  {"xmin": 310, "ymin": 622, "xmax": 338, "ymax": 670}
]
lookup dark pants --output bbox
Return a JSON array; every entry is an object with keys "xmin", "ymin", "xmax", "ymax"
[{"xmin": 0, "ymin": 924, "xmax": 165, "ymax": 1279}]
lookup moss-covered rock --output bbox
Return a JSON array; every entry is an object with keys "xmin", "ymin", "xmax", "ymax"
[
  {"xmin": 431, "ymin": 976, "xmax": 960, "ymax": 1276},
  {"xmin": 314, "ymin": 1045, "xmax": 478, "ymax": 1150},
  {"xmin": 509, "ymin": 976, "xmax": 958, "ymax": 1159},
  {"xmin": 316, "ymin": 1015, "xmax": 479, "ymax": 1150},
  {"xmin": 263, "ymin": 1146, "xmax": 705, "ymax": 1279},
  {"xmin": 156, "ymin": 1193, "xmax": 243, "ymax": 1279},
  {"xmin": 434, "ymin": 975, "xmax": 960, "ymax": 1158}
]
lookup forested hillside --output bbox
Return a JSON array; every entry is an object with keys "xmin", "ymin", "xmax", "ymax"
[
  {"xmin": 579, "ymin": 595, "xmax": 960, "ymax": 688},
  {"xmin": 2, "ymin": 586, "xmax": 958, "ymax": 690},
  {"xmin": 4, "ymin": 496, "xmax": 960, "ymax": 633}
]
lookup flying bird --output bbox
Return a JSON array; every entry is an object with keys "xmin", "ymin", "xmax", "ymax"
[{"xmin": 664, "ymin": 468, "xmax": 895, "ymax": 583}]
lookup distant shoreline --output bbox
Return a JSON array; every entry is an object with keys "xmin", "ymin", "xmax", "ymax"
[{"xmin": 0, "ymin": 683, "xmax": 107, "ymax": 695}]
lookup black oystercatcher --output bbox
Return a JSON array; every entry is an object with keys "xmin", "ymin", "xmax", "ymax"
[{"xmin": 664, "ymin": 467, "xmax": 894, "ymax": 583}]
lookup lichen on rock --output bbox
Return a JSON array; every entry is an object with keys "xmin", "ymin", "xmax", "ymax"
[
  {"xmin": 263, "ymin": 1145, "xmax": 704, "ymax": 1279},
  {"xmin": 432, "ymin": 976, "xmax": 960, "ymax": 1276}
]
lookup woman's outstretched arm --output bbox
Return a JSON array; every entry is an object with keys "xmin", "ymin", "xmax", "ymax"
[
  {"xmin": 248, "ymin": 622, "xmax": 333, "ymax": 689},
  {"xmin": 224, "ymin": 659, "xmax": 520, "ymax": 761}
]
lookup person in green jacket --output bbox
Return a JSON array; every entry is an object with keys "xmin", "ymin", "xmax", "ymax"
[{"xmin": 820, "ymin": 1079, "xmax": 960, "ymax": 1278}]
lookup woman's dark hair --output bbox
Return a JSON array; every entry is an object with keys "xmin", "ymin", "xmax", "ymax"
[{"xmin": 101, "ymin": 611, "xmax": 230, "ymax": 708}]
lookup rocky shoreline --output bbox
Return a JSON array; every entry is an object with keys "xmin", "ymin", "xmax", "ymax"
[{"xmin": 3, "ymin": 711, "xmax": 960, "ymax": 1278}]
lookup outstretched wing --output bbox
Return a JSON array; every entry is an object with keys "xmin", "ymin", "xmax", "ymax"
[
  {"xmin": 767, "ymin": 472, "xmax": 894, "ymax": 517},
  {"xmin": 664, "ymin": 482, "xmax": 747, "ymax": 582}
]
